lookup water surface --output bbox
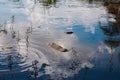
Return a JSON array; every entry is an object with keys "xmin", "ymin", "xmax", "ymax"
[{"xmin": 0, "ymin": 0, "xmax": 120, "ymax": 80}]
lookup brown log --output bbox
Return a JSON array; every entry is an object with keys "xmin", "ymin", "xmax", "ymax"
[{"xmin": 49, "ymin": 42, "xmax": 68, "ymax": 52}]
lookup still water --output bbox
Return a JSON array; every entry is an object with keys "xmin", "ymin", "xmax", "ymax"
[{"xmin": 0, "ymin": 0, "xmax": 120, "ymax": 80}]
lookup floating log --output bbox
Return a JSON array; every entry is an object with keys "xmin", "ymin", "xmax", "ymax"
[
  {"xmin": 49, "ymin": 42, "xmax": 68, "ymax": 52},
  {"xmin": 2, "ymin": 46, "xmax": 13, "ymax": 50}
]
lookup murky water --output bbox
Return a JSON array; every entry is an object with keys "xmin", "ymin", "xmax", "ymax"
[{"xmin": 0, "ymin": 0, "xmax": 120, "ymax": 80}]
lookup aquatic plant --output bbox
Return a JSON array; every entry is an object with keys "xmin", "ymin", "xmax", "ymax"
[
  {"xmin": 10, "ymin": 16, "xmax": 15, "ymax": 29},
  {"xmin": 0, "ymin": 22, "xmax": 7, "ymax": 35},
  {"xmin": 7, "ymin": 55, "xmax": 13, "ymax": 71},
  {"xmin": 16, "ymin": 31, "xmax": 20, "ymax": 43},
  {"xmin": 0, "ymin": 30, "xmax": 7, "ymax": 34},
  {"xmin": 41, "ymin": 63, "xmax": 49, "ymax": 68},
  {"xmin": 26, "ymin": 27, "xmax": 32, "ymax": 34},
  {"xmin": 11, "ymin": 31, "xmax": 16, "ymax": 39},
  {"xmin": 30, "ymin": 60, "xmax": 39, "ymax": 78}
]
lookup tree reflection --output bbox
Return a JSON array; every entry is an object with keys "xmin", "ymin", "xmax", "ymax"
[
  {"xmin": 100, "ymin": 8, "xmax": 120, "ymax": 72},
  {"xmin": 88, "ymin": 0, "xmax": 93, "ymax": 4},
  {"xmin": 100, "ymin": 22, "xmax": 120, "ymax": 37},
  {"xmin": 100, "ymin": 21, "xmax": 120, "ymax": 72},
  {"xmin": 103, "ymin": 37, "xmax": 120, "ymax": 72},
  {"xmin": 104, "ymin": 39, "xmax": 115, "ymax": 72},
  {"xmin": 101, "ymin": 4, "xmax": 120, "ymax": 72},
  {"xmin": 118, "ymin": 53, "xmax": 120, "ymax": 62},
  {"xmin": 38, "ymin": 0, "xmax": 58, "ymax": 6},
  {"xmin": 106, "ymin": 5, "xmax": 120, "ymax": 34},
  {"xmin": 109, "ymin": 53, "xmax": 113, "ymax": 72},
  {"xmin": 9, "ymin": 0, "xmax": 20, "ymax": 2},
  {"xmin": 83, "ymin": 67, "xmax": 89, "ymax": 80},
  {"xmin": 100, "ymin": 3, "xmax": 120, "ymax": 37},
  {"xmin": 104, "ymin": 40, "xmax": 120, "ymax": 49},
  {"xmin": 100, "ymin": 7, "xmax": 120, "ymax": 48}
]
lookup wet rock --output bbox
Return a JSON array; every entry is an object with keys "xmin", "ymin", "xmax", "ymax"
[{"xmin": 49, "ymin": 42, "xmax": 68, "ymax": 52}]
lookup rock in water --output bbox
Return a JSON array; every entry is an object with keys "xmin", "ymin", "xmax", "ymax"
[{"xmin": 66, "ymin": 31, "xmax": 73, "ymax": 34}]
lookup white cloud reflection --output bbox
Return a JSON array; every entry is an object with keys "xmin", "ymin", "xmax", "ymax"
[{"xmin": 0, "ymin": 0, "xmax": 116, "ymax": 79}]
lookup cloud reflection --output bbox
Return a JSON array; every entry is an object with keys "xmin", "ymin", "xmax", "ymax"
[{"xmin": 0, "ymin": 0, "xmax": 118, "ymax": 79}]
